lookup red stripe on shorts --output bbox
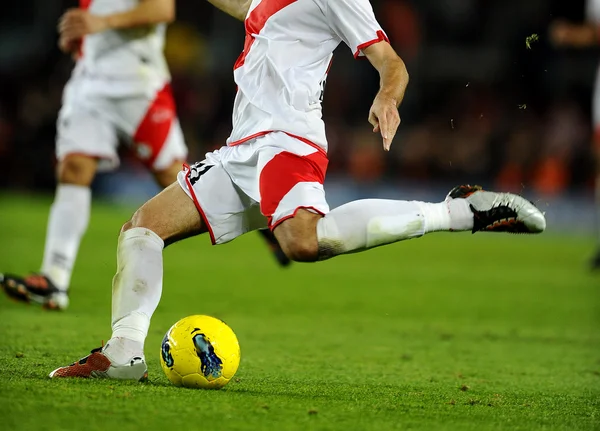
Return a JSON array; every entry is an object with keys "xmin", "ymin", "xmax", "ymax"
[
  {"xmin": 259, "ymin": 150, "xmax": 328, "ymax": 227},
  {"xmin": 132, "ymin": 84, "xmax": 176, "ymax": 168},
  {"xmin": 183, "ymin": 164, "xmax": 216, "ymax": 245}
]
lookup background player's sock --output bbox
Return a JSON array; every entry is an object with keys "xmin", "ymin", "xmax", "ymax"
[
  {"xmin": 316, "ymin": 199, "xmax": 473, "ymax": 260},
  {"xmin": 108, "ymin": 227, "xmax": 164, "ymax": 359},
  {"xmin": 40, "ymin": 184, "xmax": 91, "ymax": 291}
]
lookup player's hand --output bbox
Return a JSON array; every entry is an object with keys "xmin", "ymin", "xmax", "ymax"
[
  {"xmin": 58, "ymin": 34, "xmax": 81, "ymax": 55},
  {"xmin": 59, "ymin": 8, "xmax": 109, "ymax": 41},
  {"xmin": 368, "ymin": 94, "xmax": 400, "ymax": 152}
]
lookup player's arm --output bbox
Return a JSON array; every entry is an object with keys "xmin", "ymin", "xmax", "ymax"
[
  {"xmin": 363, "ymin": 42, "xmax": 409, "ymax": 151},
  {"xmin": 550, "ymin": 20, "xmax": 598, "ymax": 48},
  {"xmin": 58, "ymin": 0, "xmax": 175, "ymax": 53},
  {"xmin": 206, "ymin": 0, "xmax": 251, "ymax": 22}
]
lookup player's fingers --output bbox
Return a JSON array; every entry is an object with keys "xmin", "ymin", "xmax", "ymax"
[
  {"xmin": 368, "ymin": 110, "xmax": 379, "ymax": 129},
  {"xmin": 389, "ymin": 110, "xmax": 400, "ymax": 135},
  {"xmin": 378, "ymin": 110, "xmax": 390, "ymax": 150},
  {"xmin": 386, "ymin": 114, "xmax": 400, "ymax": 151},
  {"xmin": 60, "ymin": 16, "xmax": 82, "ymax": 32},
  {"xmin": 63, "ymin": 26, "xmax": 85, "ymax": 41}
]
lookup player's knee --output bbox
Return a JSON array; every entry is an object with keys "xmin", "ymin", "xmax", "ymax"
[
  {"xmin": 283, "ymin": 239, "xmax": 319, "ymax": 262},
  {"xmin": 58, "ymin": 155, "xmax": 97, "ymax": 186},
  {"xmin": 125, "ymin": 204, "xmax": 167, "ymax": 242},
  {"xmin": 273, "ymin": 211, "xmax": 321, "ymax": 262}
]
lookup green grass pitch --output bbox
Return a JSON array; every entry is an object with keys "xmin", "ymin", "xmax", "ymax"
[{"xmin": 0, "ymin": 193, "xmax": 598, "ymax": 431}]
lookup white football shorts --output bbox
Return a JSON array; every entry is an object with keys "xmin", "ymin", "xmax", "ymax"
[
  {"xmin": 177, "ymin": 132, "xmax": 330, "ymax": 244},
  {"xmin": 56, "ymin": 77, "xmax": 187, "ymax": 172}
]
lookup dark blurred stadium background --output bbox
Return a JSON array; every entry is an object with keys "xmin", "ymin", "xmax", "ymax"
[{"xmin": 0, "ymin": 0, "xmax": 596, "ymax": 232}]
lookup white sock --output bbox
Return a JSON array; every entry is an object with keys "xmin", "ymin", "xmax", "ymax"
[
  {"xmin": 107, "ymin": 227, "xmax": 164, "ymax": 361},
  {"xmin": 103, "ymin": 337, "xmax": 145, "ymax": 365},
  {"xmin": 41, "ymin": 184, "xmax": 91, "ymax": 291},
  {"xmin": 316, "ymin": 199, "xmax": 474, "ymax": 260}
]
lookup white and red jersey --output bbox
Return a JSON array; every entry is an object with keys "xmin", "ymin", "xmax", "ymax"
[
  {"xmin": 74, "ymin": 0, "xmax": 170, "ymax": 95},
  {"xmin": 227, "ymin": 0, "xmax": 388, "ymax": 152}
]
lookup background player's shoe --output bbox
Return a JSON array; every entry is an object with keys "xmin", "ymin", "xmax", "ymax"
[
  {"xmin": 49, "ymin": 347, "xmax": 148, "ymax": 381},
  {"xmin": 447, "ymin": 185, "xmax": 546, "ymax": 234},
  {"xmin": 258, "ymin": 228, "xmax": 291, "ymax": 267},
  {"xmin": 0, "ymin": 273, "xmax": 69, "ymax": 310}
]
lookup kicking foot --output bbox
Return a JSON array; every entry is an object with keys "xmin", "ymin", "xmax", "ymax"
[
  {"xmin": 49, "ymin": 347, "xmax": 148, "ymax": 381},
  {"xmin": 258, "ymin": 229, "xmax": 291, "ymax": 267},
  {"xmin": 0, "ymin": 273, "xmax": 69, "ymax": 310},
  {"xmin": 447, "ymin": 185, "xmax": 546, "ymax": 234}
]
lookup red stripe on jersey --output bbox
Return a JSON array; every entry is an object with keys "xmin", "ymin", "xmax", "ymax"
[
  {"xmin": 76, "ymin": 0, "xmax": 93, "ymax": 58},
  {"xmin": 259, "ymin": 150, "xmax": 328, "ymax": 226},
  {"xmin": 234, "ymin": 0, "xmax": 298, "ymax": 70},
  {"xmin": 228, "ymin": 131, "xmax": 327, "ymax": 157},
  {"xmin": 132, "ymin": 84, "xmax": 176, "ymax": 168},
  {"xmin": 354, "ymin": 30, "xmax": 390, "ymax": 59}
]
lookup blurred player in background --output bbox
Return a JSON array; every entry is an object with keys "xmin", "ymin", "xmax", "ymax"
[
  {"xmin": 47, "ymin": 0, "xmax": 546, "ymax": 380},
  {"xmin": 550, "ymin": 0, "xmax": 600, "ymax": 269},
  {"xmin": 0, "ymin": 0, "xmax": 289, "ymax": 311}
]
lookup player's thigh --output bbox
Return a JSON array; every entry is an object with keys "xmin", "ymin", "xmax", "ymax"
[
  {"xmin": 56, "ymin": 92, "xmax": 120, "ymax": 174},
  {"xmin": 178, "ymin": 155, "xmax": 259, "ymax": 245},
  {"xmin": 116, "ymin": 84, "xmax": 187, "ymax": 172},
  {"xmin": 128, "ymin": 182, "xmax": 207, "ymax": 246}
]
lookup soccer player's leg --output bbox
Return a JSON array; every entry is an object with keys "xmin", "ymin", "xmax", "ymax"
[
  {"xmin": 274, "ymin": 185, "xmax": 546, "ymax": 262},
  {"xmin": 49, "ymin": 156, "xmax": 250, "ymax": 380},
  {"xmin": 49, "ymin": 182, "xmax": 206, "ymax": 380},
  {"xmin": 128, "ymin": 84, "xmax": 290, "ymax": 268},
  {"xmin": 262, "ymin": 137, "xmax": 545, "ymax": 262},
  {"xmin": 1, "ymin": 95, "xmax": 119, "ymax": 310}
]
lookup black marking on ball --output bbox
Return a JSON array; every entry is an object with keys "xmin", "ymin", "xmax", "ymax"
[
  {"xmin": 161, "ymin": 333, "xmax": 174, "ymax": 367},
  {"xmin": 191, "ymin": 329, "xmax": 223, "ymax": 379}
]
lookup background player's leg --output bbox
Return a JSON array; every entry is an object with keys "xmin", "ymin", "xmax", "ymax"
[
  {"xmin": 41, "ymin": 155, "xmax": 97, "ymax": 295},
  {"xmin": 152, "ymin": 160, "xmax": 183, "ymax": 188},
  {"xmin": 105, "ymin": 182, "xmax": 206, "ymax": 364},
  {"xmin": 1, "ymin": 154, "xmax": 98, "ymax": 309}
]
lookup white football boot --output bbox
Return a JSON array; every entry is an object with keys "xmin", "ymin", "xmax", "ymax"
[{"xmin": 446, "ymin": 185, "xmax": 546, "ymax": 233}]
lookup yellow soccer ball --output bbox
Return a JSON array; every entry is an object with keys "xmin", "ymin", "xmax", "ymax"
[{"xmin": 160, "ymin": 315, "xmax": 240, "ymax": 389}]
